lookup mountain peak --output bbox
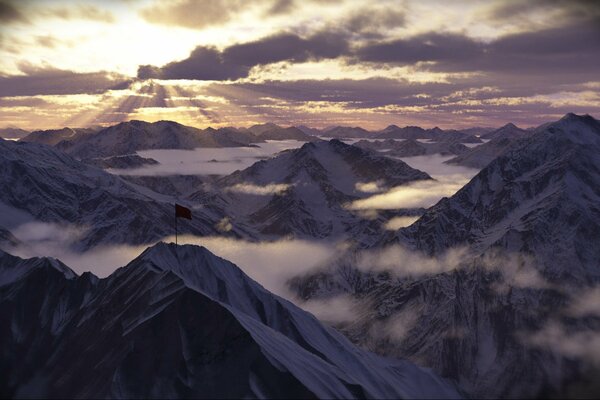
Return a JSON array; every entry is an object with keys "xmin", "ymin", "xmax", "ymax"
[{"xmin": 501, "ymin": 122, "xmax": 518, "ymax": 129}]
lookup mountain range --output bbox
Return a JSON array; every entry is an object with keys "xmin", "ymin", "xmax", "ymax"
[
  {"xmin": 1, "ymin": 112, "xmax": 598, "ymax": 398},
  {"xmin": 289, "ymin": 113, "xmax": 600, "ymax": 398}
]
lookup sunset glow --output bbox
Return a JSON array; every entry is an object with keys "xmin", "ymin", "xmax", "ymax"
[{"xmin": 1, "ymin": 0, "xmax": 599, "ymax": 129}]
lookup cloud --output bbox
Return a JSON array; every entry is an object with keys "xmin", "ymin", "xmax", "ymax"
[
  {"xmin": 523, "ymin": 321, "xmax": 600, "ymax": 367},
  {"xmin": 137, "ymin": 31, "xmax": 349, "ymax": 81},
  {"xmin": 153, "ymin": 235, "xmax": 339, "ymax": 299},
  {"xmin": 40, "ymin": 4, "xmax": 115, "ymax": 23},
  {"xmin": 267, "ymin": 0, "xmax": 295, "ymax": 15},
  {"xmin": 0, "ymin": 0, "xmax": 27, "ymax": 23},
  {"xmin": 347, "ymin": 179, "xmax": 466, "ymax": 210},
  {"xmin": 356, "ymin": 245, "xmax": 469, "ymax": 278},
  {"xmin": 355, "ymin": 32, "xmax": 484, "ymax": 65},
  {"xmin": 111, "ymin": 140, "xmax": 304, "ymax": 176},
  {"xmin": 478, "ymin": 249, "xmax": 550, "ymax": 291},
  {"xmin": 567, "ymin": 286, "xmax": 600, "ymax": 317},
  {"xmin": 355, "ymin": 181, "xmax": 386, "ymax": 194},
  {"xmin": 487, "ymin": 0, "xmax": 600, "ymax": 22},
  {"xmin": 140, "ymin": 0, "xmax": 246, "ymax": 30},
  {"xmin": 227, "ymin": 183, "xmax": 291, "ymax": 195},
  {"xmin": 298, "ymin": 294, "xmax": 358, "ymax": 324},
  {"xmin": 0, "ymin": 66, "xmax": 131, "ymax": 97},
  {"xmin": 384, "ymin": 216, "xmax": 419, "ymax": 230},
  {"xmin": 2, "ymin": 218, "xmax": 338, "ymax": 301},
  {"xmin": 342, "ymin": 5, "xmax": 405, "ymax": 35},
  {"xmin": 215, "ymin": 217, "xmax": 233, "ymax": 232},
  {"xmin": 366, "ymin": 305, "xmax": 424, "ymax": 344}
]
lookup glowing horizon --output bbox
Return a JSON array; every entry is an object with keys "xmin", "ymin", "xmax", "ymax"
[{"xmin": 0, "ymin": 0, "xmax": 599, "ymax": 130}]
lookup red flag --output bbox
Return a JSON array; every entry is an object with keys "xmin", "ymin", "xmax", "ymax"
[{"xmin": 175, "ymin": 204, "xmax": 192, "ymax": 220}]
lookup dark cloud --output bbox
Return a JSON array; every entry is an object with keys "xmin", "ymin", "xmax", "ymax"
[
  {"xmin": 202, "ymin": 77, "xmax": 600, "ymax": 128},
  {"xmin": 488, "ymin": 0, "xmax": 600, "ymax": 21},
  {"xmin": 355, "ymin": 32, "xmax": 483, "ymax": 64},
  {"xmin": 0, "ymin": 97, "xmax": 49, "ymax": 107},
  {"xmin": 41, "ymin": 4, "xmax": 115, "ymax": 23},
  {"xmin": 267, "ymin": 0, "xmax": 295, "ymax": 15},
  {"xmin": 343, "ymin": 6, "xmax": 405, "ymax": 36},
  {"xmin": 140, "ymin": 0, "xmax": 245, "ymax": 30},
  {"xmin": 352, "ymin": 17, "xmax": 600, "ymax": 83},
  {"xmin": 36, "ymin": 35, "xmax": 58, "ymax": 48},
  {"xmin": 0, "ymin": 66, "xmax": 132, "ymax": 97},
  {"xmin": 0, "ymin": 0, "xmax": 27, "ymax": 23},
  {"xmin": 138, "ymin": 46, "xmax": 250, "ymax": 81},
  {"xmin": 138, "ymin": 31, "xmax": 350, "ymax": 81}
]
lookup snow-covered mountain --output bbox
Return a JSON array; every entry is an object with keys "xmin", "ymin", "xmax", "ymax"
[
  {"xmin": 399, "ymin": 113, "xmax": 600, "ymax": 280},
  {"xmin": 21, "ymin": 127, "xmax": 97, "ymax": 146},
  {"xmin": 0, "ymin": 127, "xmax": 30, "ymax": 139},
  {"xmin": 0, "ymin": 244, "xmax": 460, "ymax": 399},
  {"xmin": 243, "ymin": 123, "xmax": 316, "ymax": 141},
  {"xmin": 480, "ymin": 122, "xmax": 529, "ymax": 141},
  {"xmin": 55, "ymin": 120, "xmax": 256, "ymax": 159},
  {"xmin": 191, "ymin": 139, "xmax": 431, "ymax": 241},
  {"xmin": 355, "ymin": 138, "xmax": 469, "ymax": 157},
  {"xmin": 289, "ymin": 113, "xmax": 600, "ymax": 397},
  {"xmin": 0, "ymin": 138, "xmax": 225, "ymax": 249},
  {"xmin": 322, "ymin": 126, "xmax": 372, "ymax": 138}
]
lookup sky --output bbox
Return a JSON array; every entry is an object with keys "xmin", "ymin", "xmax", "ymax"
[{"xmin": 0, "ymin": 0, "xmax": 599, "ymax": 130}]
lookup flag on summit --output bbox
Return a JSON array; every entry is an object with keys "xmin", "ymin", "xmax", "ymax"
[{"xmin": 175, "ymin": 204, "xmax": 192, "ymax": 220}]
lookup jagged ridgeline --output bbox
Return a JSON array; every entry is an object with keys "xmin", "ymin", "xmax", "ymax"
[{"xmin": 0, "ymin": 244, "xmax": 460, "ymax": 399}]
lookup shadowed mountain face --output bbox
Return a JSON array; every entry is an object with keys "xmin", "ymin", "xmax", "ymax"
[
  {"xmin": 480, "ymin": 123, "xmax": 529, "ymax": 141},
  {"xmin": 445, "ymin": 136, "xmax": 526, "ymax": 168},
  {"xmin": 399, "ymin": 113, "xmax": 600, "ymax": 281},
  {"xmin": 0, "ymin": 138, "xmax": 227, "ymax": 249},
  {"xmin": 0, "ymin": 128, "xmax": 30, "ymax": 140},
  {"xmin": 190, "ymin": 139, "xmax": 431, "ymax": 241},
  {"xmin": 289, "ymin": 114, "xmax": 600, "ymax": 398},
  {"xmin": 21, "ymin": 121, "xmax": 318, "ymax": 159},
  {"xmin": 0, "ymin": 244, "xmax": 460, "ymax": 399},
  {"xmin": 21, "ymin": 127, "xmax": 97, "ymax": 146}
]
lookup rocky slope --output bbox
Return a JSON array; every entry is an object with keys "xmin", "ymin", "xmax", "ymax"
[
  {"xmin": 0, "ymin": 138, "xmax": 225, "ymax": 249},
  {"xmin": 55, "ymin": 120, "xmax": 256, "ymax": 158},
  {"xmin": 289, "ymin": 113, "xmax": 600, "ymax": 398},
  {"xmin": 191, "ymin": 139, "xmax": 431, "ymax": 241},
  {"xmin": 0, "ymin": 244, "xmax": 460, "ymax": 399}
]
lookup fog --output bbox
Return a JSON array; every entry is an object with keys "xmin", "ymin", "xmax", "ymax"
[
  {"xmin": 109, "ymin": 140, "xmax": 305, "ymax": 176},
  {"xmin": 348, "ymin": 154, "xmax": 479, "ymax": 210},
  {"xmin": 2, "ymin": 221, "xmax": 340, "ymax": 301},
  {"xmin": 227, "ymin": 183, "xmax": 291, "ymax": 195},
  {"xmin": 384, "ymin": 216, "xmax": 420, "ymax": 230}
]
